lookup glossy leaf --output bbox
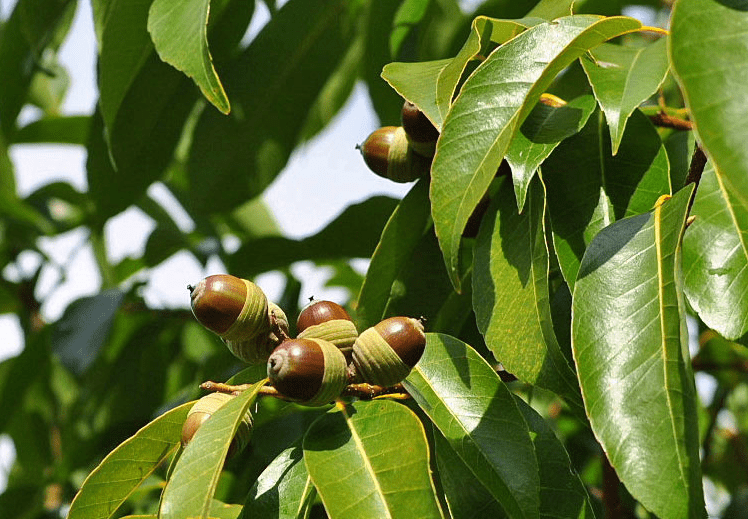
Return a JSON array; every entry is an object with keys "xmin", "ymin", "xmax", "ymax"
[
  {"xmin": 148, "ymin": 0, "xmax": 230, "ymax": 114},
  {"xmin": 683, "ymin": 164, "xmax": 748, "ymax": 341},
  {"xmin": 581, "ymin": 38, "xmax": 669, "ymax": 154},
  {"xmin": 160, "ymin": 381, "xmax": 265, "ymax": 519},
  {"xmin": 67, "ymin": 402, "xmax": 193, "ymax": 519},
  {"xmin": 473, "ymin": 178, "xmax": 583, "ymax": 411},
  {"xmin": 571, "ymin": 186, "xmax": 705, "ymax": 519},
  {"xmin": 670, "ymin": 0, "xmax": 748, "ymax": 213},
  {"xmin": 381, "ymin": 58, "xmax": 452, "ymax": 130},
  {"xmin": 404, "ymin": 333, "xmax": 540, "ymax": 519},
  {"xmin": 431, "ymin": 15, "xmax": 642, "ymax": 290},
  {"xmin": 356, "ymin": 179, "xmax": 431, "ymax": 330},
  {"xmin": 244, "ymin": 443, "xmax": 315, "ymax": 519},
  {"xmin": 543, "ymin": 109, "xmax": 671, "ymax": 288},
  {"xmin": 505, "ymin": 94, "xmax": 597, "ymax": 212},
  {"xmin": 303, "ymin": 400, "xmax": 443, "ymax": 519}
]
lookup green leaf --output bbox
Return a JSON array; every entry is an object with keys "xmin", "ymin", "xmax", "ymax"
[
  {"xmin": 431, "ymin": 15, "xmax": 642, "ymax": 290},
  {"xmin": 432, "ymin": 427, "xmax": 507, "ymax": 519},
  {"xmin": 505, "ymin": 94, "xmax": 597, "ymax": 212},
  {"xmin": 581, "ymin": 38, "xmax": 669, "ymax": 154},
  {"xmin": 390, "ymin": 0, "xmax": 430, "ymax": 58},
  {"xmin": 187, "ymin": 0, "xmax": 356, "ymax": 214},
  {"xmin": 670, "ymin": 0, "xmax": 748, "ymax": 214},
  {"xmin": 148, "ymin": 0, "xmax": 230, "ymax": 114},
  {"xmin": 683, "ymin": 164, "xmax": 748, "ymax": 341},
  {"xmin": 356, "ymin": 179, "xmax": 431, "ymax": 330},
  {"xmin": 243, "ymin": 443, "xmax": 315, "ymax": 519},
  {"xmin": 472, "ymin": 178, "xmax": 583, "ymax": 411},
  {"xmin": 303, "ymin": 400, "xmax": 443, "ymax": 519},
  {"xmin": 12, "ymin": 115, "xmax": 89, "ymax": 144},
  {"xmin": 571, "ymin": 185, "xmax": 705, "ymax": 519},
  {"xmin": 228, "ymin": 196, "xmax": 398, "ymax": 278},
  {"xmin": 403, "ymin": 333, "xmax": 540, "ymax": 519},
  {"xmin": 67, "ymin": 401, "xmax": 193, "ymax": 519},
  {"xmin": 160, "ymin": 380, "xmax": 265, "ymax": 519},
  {"xmin": 543, "ymin": 109, "xmax": 671, "ymax": 289}
]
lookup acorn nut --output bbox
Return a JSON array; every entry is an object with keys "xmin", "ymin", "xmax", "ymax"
[
  {"xmin": 181, "ymin": 392, "xmax": 252, "ymax": 458},
  {"xmin": 358, "ymin": 126, "xmax": 431, "ymax": 183},
  {"xmin": 267, "ymin": 338, "xmax": 348, "ymax": 406},
  {"xmin": 401, "ymin": 100, "xmax": 439, "ymax": 157},
  {"xmin": 296, "ymin": 299, "xmax": 358, "ymax": 358},
  {"xmin": 351, "ymin": 316, "xmax": 426, "ymax": 387}
]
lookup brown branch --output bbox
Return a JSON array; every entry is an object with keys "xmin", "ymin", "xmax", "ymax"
[
  {"xmin": 199, "ymin": 380, "xmax": 410, "ymax": 401},
  {"xmin": 685, "ymin": 145, "xmax": 708, "ymax": 187},
  {"xmin": 649, "ymin": 112, "xmax": 693, "ymax": 131}
]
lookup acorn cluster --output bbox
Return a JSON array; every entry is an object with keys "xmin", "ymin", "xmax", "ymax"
[
  {"xmin": 358, "ymin": 100, "xmax": 439, "ymax": 182},
  {"xmin": 188, "ymin": 274, "xmax": 427, "ymax": 408}
]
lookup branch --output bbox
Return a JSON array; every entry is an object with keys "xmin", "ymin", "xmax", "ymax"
[
  {"xmin": 199, "ymin": 380, "xmax": 410, "ymax": 401},
  {"xmin": 648, "ymin": 112, "xmax": 693, "ymax": 131}
]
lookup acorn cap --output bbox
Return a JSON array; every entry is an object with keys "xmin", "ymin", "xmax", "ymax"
[
  {"xmin": 181, "ymin": 392, "xmax": 253, "ymax": 458},
  {"xmin": 267, "ymin": 338, "xmax": 348, "ymax": 406},
  {"xmin": 297, "ymin": 299, "xmax": 352, "ymax": 333},
  {"xmin": 296, "ymin": 300, "xmax": 357, "ymax": 356}
]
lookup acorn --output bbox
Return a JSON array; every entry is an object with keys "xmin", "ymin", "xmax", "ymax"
[
  {"xmin": 267, "ymin": 338, "xmax": 348, "ymax": 406},
  {"xmin": 189, "ymin": 274, "xmax": 274, "ymax": 364},
  {"xmin": 401, "ymin": 101, "xmax": 439, "ymax": 157},
  {"xmin": 181, "ymin": 392, "xmax": 253, "ymax": 458},
  {"xmin": 351, "ymin": 316, "xmax": 426, "ymax": 387},
  {"xmin": 296, "ymin": 299, "xmax": 358, "ymax": 358},
  {"xmin": 358, "ymin": 126, "xmax": 431, "ymax": 183}
]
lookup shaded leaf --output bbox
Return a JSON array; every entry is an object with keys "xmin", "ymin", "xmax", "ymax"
[
  {"xmin": 506, "ymin": 94, "xmax": 597, "ymax": 212},
  {"xmin": 683, "ymin": 164, "xmax": 748, "ymax": 341},
  {"xmin": 148, "ymin": 0, "xmax": 230, "ymax": 114},
  {"xmin": 356, "ymin": 179, "xmax": 431, "ymax": 330},
  {"xmin": 670, "ymin": 0, "xmax": 748, "ymax": 215},
  {"xmin": 243, "ymin": 442, "xmax": 315, "ymax": 519},
  {"xmin": 67, "ymin": 402, "xmax": 193, "ymax": 519},
  {"xmin": 13, "ymin": 115, "xmax": 89, "ymax": 144},
  {"xmin": 571, "ymin": 185, "xmax": 705, "ymax": 519},
  {"xmin": 160, "ymin": 380, "xmax": 265, "ymax": 519},
  {"xmin": 472, "ymin": 178, "xmax": 583, "ymax": 411},
  {"xmin": 431, "ymin": 15, "xmax": 642, "ymax": 290},
  {"xmin": 404, "ymin": 333, "xmax": 539, "ymax": 519},
  {"xmin": 390, "ymin": 0, "xmax": 431, "ymax": 58},
  {"xmin": 581, "ymin": 38, "xmax": 669, "ymax": 154},
  {"xmin": 543, "ymin": 109, "xmax": 671, "ymax": 289},
  {"xmin": 303, "ymin": 400, "xmax": 443, "ymax": 519}
]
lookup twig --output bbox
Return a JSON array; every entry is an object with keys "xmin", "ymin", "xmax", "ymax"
[
  {"xmin": 648, "ymin": 112, "xmax": 693, "ymax": 131},
  {"xmin": 685, "ymin": 145, "xmax": 708, "ymax": 216},
  {"xmin": 199, "ymin": 380, "xmax": 410, "ymax": 401}
]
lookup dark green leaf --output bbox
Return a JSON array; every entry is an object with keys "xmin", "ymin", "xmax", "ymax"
[
  {"xmin": 571, "ymin": 185, "xmax": 705, "ymax": 519},
  {"xmin": 473, "ymin": 178, "xmax": 583, "ymax": 411},
  {"xmin": 390, "ymin": 0, "xmax": 431, "ymax": 58},
  {"xmin": 12, "ymin": 115, "xmax": 89, "ymax": 144},
  {"xmin": 67, "ymin": 401, "xmax": 193, "ymax": 519},
  {"xmin": 303, "ymin": 400, "xmax": 443, "ymax": 519},
  {"xmin": 404, "ymin": 333, "xmax": 540, "ymax": 519},
  {"xmin": 431, "ymin": 15, "xmax": 642, "ymax": 290}
]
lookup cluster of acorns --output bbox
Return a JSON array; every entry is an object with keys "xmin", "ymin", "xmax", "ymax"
[
  {"xmin": 358, "ymin": 100, "xmax": 439, "ymax": 183},
  {"xmin": 180, "ymin": 274, "xmax": 427, "ymax": 453}
]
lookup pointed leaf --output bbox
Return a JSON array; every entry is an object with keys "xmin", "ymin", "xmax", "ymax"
[
  {"xmin": 506, "ymin": 94, "xmax": 597, "ymax": 212},
  {"xmin": 670, "ymin": 0, "xmax": 748, "ymax": 214},
  {"xmin": 683, "ymin": 164, "xmax": 748, "ymax": 341},
  {"xmin": 473, "ymin": 178, "xmax": 583, "ymax": 411},
  {"xmin": 356, "ymin": 179, "xmax": 431, "ymax": 330},
  {"xmin": 571, "ymin": 186, "xmax": 705, "ymax": 519},
  {"xmin": 403, "ymin": 333, "xmax": 540, "ymax": 519},
  {"xmin": 303, "ymin": 400, "xmax": 443, "ymax": 519},
  {"xmin": 244, "ymin": 443, "xmax": 315, "ymax": 519},
  {"xmin": 13, "ymin": 115, "xmax": 90, "ymax": 145},
  {"xmin": 67, "ymin": 402, "xmax": 193, "ymax": 519},
  {"xmin": 160, "ymin": 381, "xmax": 265, "ymax": 519},
  {"xmin": 581, "ymin": 38, "xmax": 669, "ymax": 154},
  {"xmin": 431, "ymin": 15, "xmax": 642, "ymax": 290},
  {"xmin": 148, "ymin": 0, "xmax": 230, "ymax": 114},
  {"xmin": 543, "ymin": 109, "xmax": 671, "ymax": 289}
]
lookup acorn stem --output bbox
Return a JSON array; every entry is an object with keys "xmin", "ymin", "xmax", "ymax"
[{"xmin": 199, "ymin": 380, "xmax": 411, "ymax": 400}]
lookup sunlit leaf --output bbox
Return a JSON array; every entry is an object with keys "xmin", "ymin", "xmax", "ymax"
[
  {"xmin": 572, "ymin": 185, "xmax": 705, "ymax": 519},
  {"xmin": 404, "ymin": 333, "xmax": 540, "ymax": 519},
  {"xmin": 581, "ymin": 38, "xmax": 669, "ymax": 154},
  {"xmin": 382, "ymin": 58, "xmax": 452, "ymax": 130},
  {"xmin": 431, "ymin": 15, "xmax": 641, "ymax": 290},
  {"xmin": 303, "ymin": 400, "xmax": 443, "ymax": 519},
  {"xmin": 67, "ymin": 402, "xmax": 193, "ymax": 519}
]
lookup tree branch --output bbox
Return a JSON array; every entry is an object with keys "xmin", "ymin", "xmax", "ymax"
[
  {"xmin": 199, "ymin": 380, "xmax": 410, "ymax": 401},
  {"xmin": 648, "ymin": 112, "xmax": 693, "ymax": 131}
]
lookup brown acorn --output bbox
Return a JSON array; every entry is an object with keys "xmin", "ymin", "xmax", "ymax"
[
  {"xmin": 266, "ymin": 338, "xmax": 348, "ymax": 406},
  {"xmin": 296, "ymin": 299, "xmax": 358, "ymax": 357},
  {"xmin": 181, "ymin": 392, "xmax": 252, "ymax": 458},
  {"xmin": 350, "ymin": 316, "xmax": 426, "ymax": 387},
  {"xmin": 401, "ymin": 100, "xmax": 439, "ymax": 157},
  {"xmin": 358, "ymin": 126, "xmax": 431, "ymax": 183}
]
